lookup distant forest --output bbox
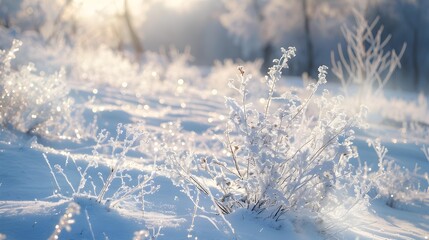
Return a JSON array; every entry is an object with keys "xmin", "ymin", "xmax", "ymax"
[{"xmin": 1, "ymin": 0, "xmax": 428, "ymax": 92}]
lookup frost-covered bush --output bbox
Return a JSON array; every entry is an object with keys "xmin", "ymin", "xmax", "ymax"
[
  {"xmin": 368, "ymin": 140, "xmax": 428, "ymax": 208},
  {"xmin": 72, "ymin": 45, "xmax": 142, "ymax": 90},
  {"xmin": 163, "ymin": 48, "xmax": 201, "ymax": 87},
  {"xmin": 43, "ymin": 123, "xmax": 158, "ymax": 208},
  {"xmin": 93, "ymin": 123, "xmax": 158, "ymax": 208},
  {"xmin": 70, "ymin": 46, "xmax": 200, "ymax": 95},
  {"xmin": 209, "ymin": 47, "xmax": 366, "ymax": 218},
  {"xmin": 0, "ymin": 26, "xmax": 75, "ymax": 75},
  {"xmin": 163, "ymin": 47, "xmax": 367, "ymax": 227},
  {"xmin": 144, "ymin": 121, "xmax": 203, "ymax": 197},
  {"xmin": 378, "ymin": 93, "xmax": 429, "ymax": 125},
  {"xmin": 375, "ymin": 93, "xmax": 429, "ymax": 143},
  {"xmin": 126, "ymin": 120, "xmax": 236, "ymax": 235},
  {"xmin": 10, "ymin": 0, "xmax": 75, "ymax": 42},
  {"xmin": 331, "ymin": 11, "xmax": 406, "ymax": 99},
  {"xmin": 341, "ymin": 92, "xmax": 429, "ymax": 144},
  {"xmin": 0, "ymin": 39, "xmax": 86, "ymax": 140}
]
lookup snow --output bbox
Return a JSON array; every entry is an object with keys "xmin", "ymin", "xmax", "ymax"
[
  {"xmin": 1, "ymin": 18, "xmax": 429, "ymax": 239},
  {"xmin": 1, "ymin": 77, "xmax": 428, "ymax": 239}
]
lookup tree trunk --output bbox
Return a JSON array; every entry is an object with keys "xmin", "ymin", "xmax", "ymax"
[
  {"xmin": 412, "ymin": 28, "xmax": 420, "ymax": 90},
  {"xmin": 302, "ymin": 0, "xmax": 313, "ymax": 75},
  {"xmin": 252, "ymin": 0, "xmax": 272, "ymax": 71},
  {"xmin": 124, "ymin": 0, "xmax": 144, "ymax": 57},
  {"xmin": 412, "ymin": 1, "xmax": 421, "ymax": 90},
  {"xmin": 263, "ymin": 42, "xmax": 273, "ymax": 71}
]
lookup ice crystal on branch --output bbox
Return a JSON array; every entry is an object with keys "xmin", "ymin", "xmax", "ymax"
[{"xmin": 368, "ymin": 139, "xmax": 429, "ymax": 208}]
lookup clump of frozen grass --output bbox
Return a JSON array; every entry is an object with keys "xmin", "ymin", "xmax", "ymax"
[
  {"xmin": 163, "ymin": 48, "xmax": 201, "ymax": 88},
  {"xmin": 93, "ymin": 123, "xmax": 158, "ymax": 208},
  {"xmin": 376, "ymin": 93, "xmax": 429, "ymax": 126},
  {"xmin": 162, "ymin": 48, "xmax": 368, "ymax": 236},
  {"xmin": 148, "ymin": 122, "xmax": 237, "ymax": 235},
  {"xmin": 319, "ymin": 166, "xmax": 372, "ymax": 236},
  {"xmin": 48, "ymin": 202, "xmax": 80, "ymax": 240},
  {"xmin": 0, "ymin": 39, "xmax": 86, "ymax": 141},
  {"xmin": 368, "ymin": 139, "xmax": 428, "ymax": 208},
  {"xmin": 381, "ymin": 93, "xmax": 429, "ymax": 143},
  {"xmin": 207, "ymin": 47, "xmax": 367, "ymax": 219},
  {"xmin": 402, "ymin": 121, "xmax": 429, "ymax": 145},
  {"xmin": 331, "ymin": 11, "xmax": 406, "ymax": 99},
  {"xmin": 135, "ymin": 49, "xmax": 199, "ymax": 94},
  {"xmin": 72, "ymin": 45, "xmax": 142, "ymax": 91},
  {"xmin": 71, "ymin": 46, "xmax": 200, "ymax": 95},
  {"xmin": 44, "ymin": 123, "xmax": 158, "ymax": 209}
]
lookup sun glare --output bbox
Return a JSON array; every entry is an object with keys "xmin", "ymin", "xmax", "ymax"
[
  {"xmin": 162, "ymin": 0, "xmax": 197, "ymax": 12},
  {"xmin": 73, "ymin": 0, "xmax": 129, "ymax": 17},
  {"xmin": 73, "ymin": 0, "xmax": 195, "ymax": 17}
]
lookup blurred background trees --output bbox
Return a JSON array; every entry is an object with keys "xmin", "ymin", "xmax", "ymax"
[{"xmin": 0, "ymin": 0, "xmax": 428, "ymax": 92}]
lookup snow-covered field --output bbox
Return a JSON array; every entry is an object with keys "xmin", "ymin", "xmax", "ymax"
[{"xmin": 1, "ymin": 37, "xmax": 429, "ymax": 240}]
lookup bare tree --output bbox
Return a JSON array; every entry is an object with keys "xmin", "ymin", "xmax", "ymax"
[
  {"xmin": 302, "ymin": 0, "xmax": 313, "ymax": 74},
  {"xmin": 220, "ymin": 0, "xmax": 361, "ymax": 75},
  {"xmin": 123, "ymin": 0, "xmax": 144, "ymax": 57},
  {"xmin": 331, "ymin": 11, "xmax": 406, "ymax": 99},
  {"xmin": 366, "ymin": 0, "xmax": 429, "ymax": 91},
  {"xmin": 220, "ymin": 0, "xmax": 302, "ymax": 71}
]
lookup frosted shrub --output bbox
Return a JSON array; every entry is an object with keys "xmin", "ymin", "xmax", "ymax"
[
  {"xmin": 71, "ymin": 46, "xmax": 200, "ymax": 95},
  {"xmin": 331, "ymin": 11, "xmax": 406, "ymax": 99},
  {"xmin": 142, "ymin": 121, "xmax": 238, "ymax": 235},
  {"xmin": 163, "ymin": 48, "xmax": 367, "ymax": 228},
  {"xmin": 93, "ymin": 123, "xmax": 158, "ymax": 208},
  {"xmin": 379, "ymin": 93, "xmax": 429, "ymax": 125},
  {"xmin": 382, "ymin": 93, "xmax": 429, "ymax": 143},
  {"xmin": 0, "ymin": 27, "xmax": 74, "ymax": 75},
  {"xmin": 0, "ymin": 39, "xmax": 86, "ymax": 140},
  {"xmin": 72, "ymin": 45, "xmax": 142, "ymax": 90},
  {"xmin": 368, "ymin": 140, "xmax": 428, "ymax": 208},
  {"xmin": 206, "ymin": 47, "xmax": 367, "ymax": 219},
  {"xmin": 163, "ymin": 48, "xmax": 201, "ymax": 87},
  {"xmin": 148, "ymin": 121, "xmax": 204, "ymax": 202},
  {"xmin": 43, "ymin": 123, "xmax": 158, "ymax": 208},
  {"xmin": 136, "ymin": 49, "xmax": 200, "ymax": 94},
  {"xmin": 139, "ymin": 52, "xmax": 168, "ymax": 86}
]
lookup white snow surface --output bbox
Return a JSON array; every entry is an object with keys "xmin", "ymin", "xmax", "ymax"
[
  {"xmin": 0, "ymin": 80, "xmax": 428, "ymax": 240},
  {"xmin": 0, "ymin": 38, "xmax": 428, "ymax": 239}
]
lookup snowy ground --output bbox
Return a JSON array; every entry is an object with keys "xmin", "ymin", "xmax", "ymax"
[
  {"xmin": 1, "ymin": 40, "xmax": 429, "ymax": 239},
  {"xmin": 1, "ymin": 81, "xmax": 428, "ymax": 239}
]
